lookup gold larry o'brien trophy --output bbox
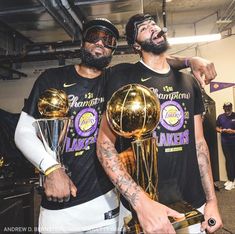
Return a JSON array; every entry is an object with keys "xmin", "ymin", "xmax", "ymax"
[
  {"xmin": 106, "ymin": 84, "xmax": 204, "ymax": 233},
  {"xmin": 33, "ymin": 88, "xmax": 71, "ymax": 187}
]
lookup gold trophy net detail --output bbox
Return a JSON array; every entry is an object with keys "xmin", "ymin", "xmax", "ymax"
[
  {"xmin": 106, "ymin": 84, "xmax": 160, "ymax": 233},
  {"xmin": 34, "ymin": 88, "xmax": 71, "ymax": 187},
  {"xmin": 107, "ymin": 84, "xmax": 204, "ymax": 232}
]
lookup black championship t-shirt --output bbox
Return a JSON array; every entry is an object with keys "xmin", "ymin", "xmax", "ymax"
[
  {"xmin": 23, "ymin": 65, "xmax": 114, "ymax": 209},
  {"xmin": 105, "ymin": 62, "xmax": 206, "ymax": 208}
]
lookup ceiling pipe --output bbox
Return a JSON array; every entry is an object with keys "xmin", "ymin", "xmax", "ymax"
[
  {"xmin": 0, "ymin": 6, "xmax": 45, "ymax": 16},
  {"xmin": 38, "ymin": 0, "xmax": 82, "ymax": 41},
  {"xmin": 60, "ymin": 0, "xmax": 83, "ymax": 30},
  {"xmin": 74, "ymin": 0, "xmax": 116, "ymax": 5},
  {"xmin": 4, "ymin": 0, "xmax": 85, "ymax": 61},
  {"xmin": 0, "ymin": 50, "xmax": 81, "ymax": 64},
  {"xmin": 0, "ymin": 44, "xmax": 134, "ymax": 64},
  {"xmin": 26, "ymin": 45, "xmax": 81, "ymax": 55},
  {"xmin": 162, "ymin": 0, "xmax": 167, "ymax": 28},
  {"xmin": 0, "ymin": 65, "xmax": 27, "ymax": 78}
]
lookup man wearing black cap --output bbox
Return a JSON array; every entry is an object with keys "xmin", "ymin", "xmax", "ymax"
[
  {"xmin": 97, "ymin": 14, "xmax": 222, "ymax": 233},
  {"xmin": 15, "ymin": 18, "xmax": 121, "ymax": 233},
  {"xmin": 216, "ymin": 102, "xmax": 235, "ymax": 190},
  {"xmin": 15, "ymin": 16, "xmax": 218, "ymax": 233}
]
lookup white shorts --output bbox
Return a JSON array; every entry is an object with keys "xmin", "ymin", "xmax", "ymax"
[{"xmin": 39, "ymin": 189, "xmax": 119, "ymax": 234}]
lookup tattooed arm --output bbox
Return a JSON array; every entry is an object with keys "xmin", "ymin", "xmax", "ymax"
[
  {"xmin": 194, "ymin": 115, "xmax": 223, "ymax": 233},
  {"xmin": 97, "ymin": 114, "xmax": 183, "ymax": 234}
]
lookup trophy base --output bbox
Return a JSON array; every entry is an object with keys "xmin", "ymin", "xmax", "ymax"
[
  {"xmin": 123, "ymin": 201, "xmax": 204, "ymax": 233},
  {"xmin": 168, "ymin": 201, "xmax": 204, "ymax": 230},
  {"xmin": 123, "ymin": 216, "xmax": 142, "ymax": 234}
]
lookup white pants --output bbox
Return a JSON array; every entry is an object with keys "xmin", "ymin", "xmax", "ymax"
[
  {"xmin": 81, "ymin": 222, "xmax": 118, "ymax": 234},
  {"xmin": 118, "ymin": 202, "xmax": 205, "ymax": 234},
  {"xmin": 38, "ymin": 222, "xmax": 118, "ymax": 234},
  {"xmin": 39, "ymin": 189, "xmax": 119, "ymax": 234}
]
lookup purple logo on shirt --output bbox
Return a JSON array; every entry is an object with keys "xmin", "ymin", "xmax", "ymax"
[
  {"xmin": 160, "ymin": 101, "xmax": 184, "ymax": 131},
  {"xmin": 74, "ymin": 108, "xmax": 98, "ymax": 137}
]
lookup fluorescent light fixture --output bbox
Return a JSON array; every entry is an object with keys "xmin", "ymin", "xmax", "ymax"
[
  {"xmin": 216, "ymin": 20, "xmax": 232, "ymax": 24},
  {"xmin": 168, "ymin": 33, "xmax": 221, "ymax": 45}
]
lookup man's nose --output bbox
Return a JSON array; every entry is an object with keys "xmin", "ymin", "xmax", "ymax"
[
  {"xmin": 149, "ymin": 25, "xmax": 160, "ymax": 32},
  {"xmin": 149, "ymin": 25, "xmax": 158, "ymax": 34},
  {"xmin": 95, "ymin": 39, "xmax": 104, "ymax": 47},
  {"xmin": 149, "ymin": 25, "xmax": 154, "ymax": 32}
]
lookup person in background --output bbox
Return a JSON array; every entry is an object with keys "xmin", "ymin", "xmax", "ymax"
[
  {"xmin": 216, "ymin": 102, "xmax": 235, "ymax": 191},
  {"xmin": 97, "ymin": 13, "xmax": 222, "ymax": 234},
  {"xmin": 15, "ymin": 17, "xmax": 218, "ymax": 233}
]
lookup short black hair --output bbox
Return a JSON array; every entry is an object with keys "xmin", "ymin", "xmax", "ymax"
[{"xmin": 223, "ymin": 102, "xmax": 232, "ymax": 109}]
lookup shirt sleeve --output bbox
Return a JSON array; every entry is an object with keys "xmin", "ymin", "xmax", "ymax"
[
  {"xmin": 192, "ymin": 77, "xmax": 205, "ymax": 115},
  {"xmin": 103, "ymin": 66, "xmax": 119, "ymax": 111},
  {"xmin": 17, "ymin": 69, "xmax": 61, "ymax": 172},
  {"xmin": 15, "ymin": 111, "xmax": 58, "ymax": 172},
  {"xmin": 104, "ymin": 64, "xmax": 131, "ymax": 111},
  {"xmin": 23, "ymin": 69, "xmax": 52, "ymax": 118}
]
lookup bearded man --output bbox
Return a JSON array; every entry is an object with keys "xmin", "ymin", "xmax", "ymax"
[
  {"xmin": 15, "ymin": 16, "xmax": 219, "ymax": 234},
  {"xmin": 97, "ymin": 14, "xmax": 223, "ymax": 234}
]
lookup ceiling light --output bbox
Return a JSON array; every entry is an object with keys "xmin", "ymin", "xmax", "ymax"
[
  {"xmin": 168, "ymin": 33, "xmax": 221, "ymax": 45},
  {"xmin": 216, "ymin": 20, "xmax": 232, "ymax": 24}
]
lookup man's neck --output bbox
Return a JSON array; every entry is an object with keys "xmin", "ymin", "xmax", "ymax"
[
  {"xmin": 75, "ymin": 64, "xmax": 102, "ymax": 78},
  {"xmin": 141, "ymin": 52, "xmax": 170, "ymax": 74}
]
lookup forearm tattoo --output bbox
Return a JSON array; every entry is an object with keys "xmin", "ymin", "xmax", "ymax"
[
  {"xmin": 97, "ymin": 140, "xmax": 142, "ymax": 207},
  {"xmin": 196, "ymin": 140, "xmax": 215, "ymax": 201}
]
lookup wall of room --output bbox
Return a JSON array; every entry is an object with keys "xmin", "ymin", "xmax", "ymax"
[
  {"xmin": 201, "ymin": 35, "xmax": 235, "ymax": 181},
  {"xmin": 173, "ymin": 34, "xmax": 235, "ymax": 181}
]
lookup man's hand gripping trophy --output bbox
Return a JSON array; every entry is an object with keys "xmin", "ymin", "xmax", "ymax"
[{"xmin": 34, "ymin": 88, "xmax": 77, "ymax": 203}]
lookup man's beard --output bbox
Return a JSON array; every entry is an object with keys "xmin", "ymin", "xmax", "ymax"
[
  {"xmin": 80, "ymin": 47, "xmax": 112, "ymax": 70},
  {"xmin": 138, "ymin": 37, "xmax": 169, "ymax": 55},
  {"xmin": 225, "ymin": 110, "xmax": 232, "ymax": 116}
]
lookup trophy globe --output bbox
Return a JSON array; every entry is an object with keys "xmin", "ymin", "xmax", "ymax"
[
  {"xmin": 34, "ymin": 88, "xmax": 71, "ymax": 187},
  {"xmin": 106, "ymin": 84, "xmax": 204, "ymax": 232},
  {"xmin": 106, "ymin": 83, "xmax": 161, "ymax": 233},
  {"xmin": 106, "ymin": 83, "xmax": 160, "ymax": 139},
  {"xmin": 38, "ymin": 88, "xmax": 69, "ymax": 118}
]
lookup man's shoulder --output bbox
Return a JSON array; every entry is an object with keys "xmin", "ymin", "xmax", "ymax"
[
  {"xmin": 218, "ymin": 113, "xmax": 225, "ymax": 119},
  {"xmin": 110, "ymin": 63, "xmax": 136, "ymax": 73},
  {"xmin": 173, "ymin": 68, "xmax": 193, "ymax": 79},
  {"xmin": 173, "ymin": 69, "xmax": 200, "ymax": 87},
  {"xmin": 37, "ymin": 65, "xmax": 73, "ymax": 81},
  {"xmin": 45, "ymin": 65, "xmax": 73, "ymax": 74}
]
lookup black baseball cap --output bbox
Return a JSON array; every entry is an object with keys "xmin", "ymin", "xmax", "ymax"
[{"xmin": 83, "ymin": 18, "xmax": 119, "ymax": 40}]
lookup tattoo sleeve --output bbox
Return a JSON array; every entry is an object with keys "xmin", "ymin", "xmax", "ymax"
[
  {"xmin": 196, "ymin": 139, "xmax": 216, "ymax": 201},
  {"xmin": 97, "ymin": 139, "xmax": 142, "ymax": 208}
]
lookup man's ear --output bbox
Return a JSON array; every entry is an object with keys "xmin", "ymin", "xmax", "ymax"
[{"xmin": 133, "ymin": 43, "xmax": 141, "ymax": 51}]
